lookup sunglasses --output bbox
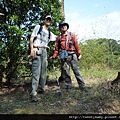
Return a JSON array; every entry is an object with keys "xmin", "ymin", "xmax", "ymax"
[{"xmin": 46, "ymin": 18, "xmax": 52, "ymax": 21}]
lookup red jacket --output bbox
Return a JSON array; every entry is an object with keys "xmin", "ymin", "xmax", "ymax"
[{"xmin": 53, "ymin": 32, "xmax": 82, "ymax": 57}]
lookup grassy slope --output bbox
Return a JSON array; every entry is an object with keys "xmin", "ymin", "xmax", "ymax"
[{"xmin": 0, "ymin": 66, "xmax": 120, "ymax": 114}]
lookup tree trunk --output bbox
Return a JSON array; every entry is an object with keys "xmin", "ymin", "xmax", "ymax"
[
  {"xmin": 61, "ymin": 0, "xmax": 65, "ymax": 21},
  {"xmin": 0, "ymin": 69, "xmax": 3, "ymax": 87},
  {"xmin": 111, "ymin": 72, "xmax": 120, "ymax": 85}
]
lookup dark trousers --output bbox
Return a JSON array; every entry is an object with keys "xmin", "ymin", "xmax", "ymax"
[{"xmin": 61, "ymin": 54, "xmax": 86, "ymax": 89}]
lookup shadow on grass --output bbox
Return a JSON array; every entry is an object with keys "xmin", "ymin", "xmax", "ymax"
[{"xmin": 0, "ymin": 79, "xmax": 120, "ymax": 114}]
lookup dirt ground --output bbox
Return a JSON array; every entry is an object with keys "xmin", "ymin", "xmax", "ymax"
[{"xmin": 0, "ymin": 78, "xmax": 120, "ymax": 115}]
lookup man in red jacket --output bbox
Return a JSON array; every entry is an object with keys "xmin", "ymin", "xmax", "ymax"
[{"xmin": 50, "ymin": 22, "xmax": 89, "ymax": 93}]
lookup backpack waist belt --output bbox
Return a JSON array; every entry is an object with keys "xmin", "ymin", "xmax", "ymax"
[{"xmin": 67, "ymin": 51, "xmax": 75, "ymax": 55}]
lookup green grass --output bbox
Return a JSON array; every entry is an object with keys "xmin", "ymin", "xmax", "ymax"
[
  {"xmin": 81, "ymin": 65, "xmax": 118, "ymax": 80},
  {"xmin": 0, "ymin": 65, "xmax": 120, "ymax": 114}
]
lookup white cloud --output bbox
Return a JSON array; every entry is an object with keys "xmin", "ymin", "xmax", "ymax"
[
  {"xmin": 94, "ymin": 1, "xmax": 106, "ymax": 8},
  {"xmin": 68, "ymin": 11, "xmax": 120, "ymax": 41},
  {"xmin": 104, "ymin": 11, "xmax": 120, "ymax": 26},
  {"xmin": 94, "ymin": 3, "xmax": 101, "ymax": 7}
]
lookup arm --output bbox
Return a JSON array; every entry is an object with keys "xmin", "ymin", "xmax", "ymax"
[
  {"xmin": 30, "ymin": 36, "xmax": 35, "ymax": 59},
  {"xmin": 29, "ymin": 25, "xmax": 40, "ymax": 59},
  {"xmin": 72, "ymin": 33, "xmax": 82, "ymax": 60}
]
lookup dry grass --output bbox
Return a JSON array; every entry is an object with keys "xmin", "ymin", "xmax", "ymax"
[
  {"xmin": 0, "ymin": 66, "xmax": 120, "ymax": 115},
  {"xmin": 0, "ymin": 77, "xmax": 119, "ymax": 115}
]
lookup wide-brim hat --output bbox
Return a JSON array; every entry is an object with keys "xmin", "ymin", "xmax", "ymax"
[{"xmin": 59, "ymin": 22, "xmax": 69, "ymax": 30}]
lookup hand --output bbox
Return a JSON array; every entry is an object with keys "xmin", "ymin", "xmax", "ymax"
[
  {"xmin": 30, "ymin": 50, "xmax": 35, "ymax": 59},
  {"xmin": 78, "ymin": 54, "xmax": 82, "ymax": 61},
  {"xmin": 50, "ymin": 56, "xmax": 55, "ymax": 60}
]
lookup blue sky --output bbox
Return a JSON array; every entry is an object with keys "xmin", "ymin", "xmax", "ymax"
[{"xmin": 64, "ymin": 0, "xmax": 120, "ymax": 41}]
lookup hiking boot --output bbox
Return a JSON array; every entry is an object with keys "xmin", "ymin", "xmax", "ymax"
[
  {"xmin": 66, "ymin": 86, "xmax": 71, "ymax": 92},
  {"xmin": 38, "ymin": 90, "xmax": 45, "ymax": 94},
  {"xmin": 58, "ymin": 76, "xmax": 64, "ymax": 83},
  {"xmin": 31, "ymin": 95, "xmax": 38, "ymax": 102},
  {"xmin": 55, "ymin": 89, "xmax": 62, "ymax": 96},
  {"xmin": 79, "ymin": 86, "xmax": 90, "ymax": 95}
]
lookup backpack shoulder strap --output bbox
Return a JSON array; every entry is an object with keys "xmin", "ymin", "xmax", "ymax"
[
  {"xmin": 38, "ymin": 25, "xmax": 51, "ymax": 40},
  {"xmin": 48, "ymin": 30, "xmax": 51, "ymax": 40},
  {"xmin": 68, "ymin": 32, "xmax": 74, "ymax": 44},
  {"xmin": 37, "ymin": 25, "xmax": 43, "ymax": 35},
  {"xmin": 69, "ymin": 32, "xmax": 72, "ymax": 41}
]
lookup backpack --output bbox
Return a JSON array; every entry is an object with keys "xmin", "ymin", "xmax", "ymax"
[
  {"xmin": 58, "ymin": 32, "xmax": 74, "ymax": 60},
  {"xmin": 33, "ymin": 25, "xmax": 51, "ymax": 41},
  {"xmin": 28, "ymin": 25, "xmax": 51, "ymax": 54},
  {"xmin": 58, "ymin": 32, "xmax": 74, "ymax": 50}
]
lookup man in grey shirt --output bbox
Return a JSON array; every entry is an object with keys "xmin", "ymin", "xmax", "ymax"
[{"xmin": 29, "ymin": 15, "xmax": 56, "ymax": 102}]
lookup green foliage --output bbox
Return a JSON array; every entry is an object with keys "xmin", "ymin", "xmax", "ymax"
[
  {"xmin": 0, "ymin": 24, "xmax": 27, "ymax": 84},
  {"xmin": 1, "ymin": 0, "xmax": 120, "ymax": 85},
  {"xmin": 0, "ymin": 0, "xmax": 64, "ymax": 85},
  {"xmin": 80, "ymin": 38, "xmax": 120, "ymax": 69}
]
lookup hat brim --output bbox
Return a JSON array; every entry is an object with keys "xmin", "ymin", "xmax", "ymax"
[
  {"xmin": 45, "ymin": 15, "xmax": 52, "ymax": 20},
  {"xmin": 59, "ymin": 23, "xmax": 69, "ymax": 29}
]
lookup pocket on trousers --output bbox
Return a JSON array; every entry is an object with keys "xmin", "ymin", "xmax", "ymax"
[{"xmin": 36, "ymin": 48, "xmax": 42, "ymax": 55}]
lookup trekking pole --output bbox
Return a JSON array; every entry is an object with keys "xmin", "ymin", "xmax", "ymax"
[{"xmin": 52, "ymin": 59, "xmax": 62, "ymax": 96}]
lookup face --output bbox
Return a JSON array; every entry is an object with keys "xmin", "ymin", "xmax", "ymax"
[
  {"xmin": 60, "ymin": 25, "xmax": 68, "ymax": 32},
  {"xmin": 45, "ymin": 17, "xmax": 52, "ymax": 26}
]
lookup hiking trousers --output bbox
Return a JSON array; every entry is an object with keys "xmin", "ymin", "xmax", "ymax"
[
  {"xmin": 61, "ymin": 53, "xmax": 86, "ymax": 89},
  {"xmin": 30, "ymin": 48, "xmax": 47, "ymax": 96}
]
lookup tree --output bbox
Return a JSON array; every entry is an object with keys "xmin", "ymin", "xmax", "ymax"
[
  {"xmin": 0, "ymin": 0, "xmax": 64, "ymax": 86},
  {"xmin": 79, "ymin": 38, "xmax": 120, "ymax": 69}
]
